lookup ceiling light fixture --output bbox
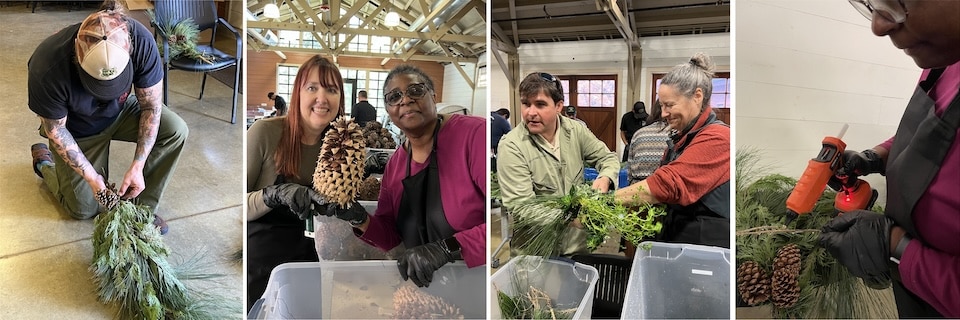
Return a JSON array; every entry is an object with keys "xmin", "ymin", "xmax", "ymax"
[
  {"xmin": 263, "ymin": 1, "xmax": 280, "ymax": 19},
  {"xmin": 384, "ymin": 11, "xmax": 400, "ymax": 27}
]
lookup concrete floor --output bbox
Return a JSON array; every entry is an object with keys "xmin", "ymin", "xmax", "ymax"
[{"xmin": 0, "ymin": 5, "xmax": 244, "ymax": 319}]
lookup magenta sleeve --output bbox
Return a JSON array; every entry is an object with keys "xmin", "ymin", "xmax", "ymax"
[{"xmin": 898, "ymin": 240, "xmax": 960, "ymax": 317}]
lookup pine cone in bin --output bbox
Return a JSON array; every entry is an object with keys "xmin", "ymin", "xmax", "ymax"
[
  {"xmin": 770, "ymin": 268, "xmax": 800, "ymax": 308},
  {"xmin": 393, "ymin": 285, "xmax": 464, "ymax": 319},
  {"xmin": 362, "ymin": 121, "xmax": 397, "ymax": 149},
  {"xmin": 737, "ymin": 261, "xmax": 771, "ymax": 306},
  {"xmin": 358, "ymin": 176, "xmax": 381, "ymax": 201},
  {"xmin": 314, "ymin": 116, "xmax": 366, "ymax": 207},
  {"xmin": 774, "ymin": 244, "xmax": 802, "ymax": 275}
]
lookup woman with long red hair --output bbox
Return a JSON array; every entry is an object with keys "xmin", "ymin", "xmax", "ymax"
[{"xmin": 244, "ymin": 55, "xmax": 348, "ymax": 310}]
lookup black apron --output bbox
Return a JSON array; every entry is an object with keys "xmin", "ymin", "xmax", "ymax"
[
  {"xmin": 246, "ymin": 175, "xmax": 318, "ymax": 311},
  {"xmin": 396, "ymin": 118, "xmax": 457, "ymax": 249},
  {"xmin": 884, "ymin": 68, "xmax": 960, "ymax": 318},
  {"xmin": 657, "ymin": 111, "xmax": 731, "ymax": 248}
]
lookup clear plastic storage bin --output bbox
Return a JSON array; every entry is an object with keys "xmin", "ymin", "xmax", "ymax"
[
  {"xmin": 621, "ymin": 242, "xmax": 731, "ymax": 319},
  {"xmin": 490, "ymin": 256, "xmax": 599, "ymax": 319},
  {"xmin": 250, "ymin": 261, "xmax": 485, "ymax": 319}
]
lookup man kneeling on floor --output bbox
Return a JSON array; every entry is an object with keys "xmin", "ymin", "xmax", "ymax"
[{"xmin": 27, "ymin": 1, "xmax": 187, "ymax": 234}]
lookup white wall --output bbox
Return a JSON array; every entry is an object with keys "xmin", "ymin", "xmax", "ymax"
[
  {"xmin": 442, "ymin": 59, "xmax": 483, "ymax": 116},
  {"xmin": 736, "ymin": 0, "xmax": 920, "ymax": 205},
  {"xmin": 490, "ymin": 33, "xmax": 730, "ymax": 156}
]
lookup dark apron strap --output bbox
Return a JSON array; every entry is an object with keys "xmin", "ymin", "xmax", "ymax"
[
  {"xmin": 885, "ymin": 68, "xmax": 960, "ymax": 237},
  {"xmin": 884, "ymin": 68, "xmax": 958, "ymax": 318},
  {"xmin": 396, "ymin": 118, "xmax": 457, "ymax": 249}
]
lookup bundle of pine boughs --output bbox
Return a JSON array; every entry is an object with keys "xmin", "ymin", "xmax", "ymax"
[
  {"xmin": 735, "ymin": 148, "xmax": 895, "ymax": 319},
  {"xmin": 92, "ymin": 199, "xmax": 232, "ymax": 319},
  {"xmin": 147, "ymin": 11, "xmax": 216, "ymax": 64},
  {"xmin": 511, "ymin": 184, "xmax": 666, "ymax": 257}
]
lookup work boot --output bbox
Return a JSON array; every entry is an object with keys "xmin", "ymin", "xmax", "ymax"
[
  {"xmin": 153, "ymin": 214, "xmax": 170, "ymax": 235},
  {"xmin": 31, "ymin": 143, "xmax": 53, "ymax": 178}
]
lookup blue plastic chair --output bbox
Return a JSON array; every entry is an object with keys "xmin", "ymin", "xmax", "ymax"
[{"xmin": 152, "ymin": 0, "xmax": 241, "ymax": 123}]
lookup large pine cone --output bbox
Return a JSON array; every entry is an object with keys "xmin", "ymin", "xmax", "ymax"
[
  {"xmin": 393, "ymin": 285, "xmax": 464, "ymax": 319},
  {"xmin": 774, "ymin": 244, "xmax": 802, "ymax": 275},
  {"xmin": 314, "ymin": 116, "xmax": 366, "ymax": 207},
  {"xmin": 737, "ymin": 261, "xmax": 771, "ymax": 306},
  {"xmin": 358, "ymin": 176, "xmax": 381, "ymax": 201},
  {"xmin": 770, "ymin": 268, "xmax": 800, "ymax": 308}
]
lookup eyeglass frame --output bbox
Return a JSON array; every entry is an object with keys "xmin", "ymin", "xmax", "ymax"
[
  {"xmin": 383, "ymin": 83, "xmax": 431, "ymax": 107},
  {"xmin": 847, "ymin": 0, "xmax": 908, "ymax": 24}
]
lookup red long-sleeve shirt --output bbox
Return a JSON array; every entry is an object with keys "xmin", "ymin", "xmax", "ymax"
[{"xmin": 647, "ymin": 107, "xmax": 731, "ymax": 206}]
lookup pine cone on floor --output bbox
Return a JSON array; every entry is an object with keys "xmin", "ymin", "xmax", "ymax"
[
  {"xmin": 358, "ymin": 176, "xmax": 381, "ymax": 201},
  {"xmin": 393, "ymin": 285, "xmax": 464, "ymax": 319},
  {"xmin": 770, "ymin": 268, "xmax": 800, "ymax": 308},
  {"xmin": 737, "ymin": 261, "xmax": 771, "ymax": 306},
  {"xmin": 314, "ymin": 116, "xmax": 366, "ymax": 207},
  {"xmin": 774, "ymin": 244, "xmax": 802, "ymax": 275}
]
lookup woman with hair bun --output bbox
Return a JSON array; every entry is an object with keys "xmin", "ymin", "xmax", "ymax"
[{"xmin": 614, "ymin": 52, "xmax": 731, "ymax": 248}]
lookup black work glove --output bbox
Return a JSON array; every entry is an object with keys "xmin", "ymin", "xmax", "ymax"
[
  {"xmin": 839, "ymin": 149, "xmax": 885, "ymax": 176},
  {"xmin": 261, "ymin": 183, "xmax": 326, "ymax": 220},
  {"xmin": 322, "ymin": 201, "xmax": 368, "ymax": 226},
  {"xmin": 397, "ymin": 238, "xmax": 460, "ymax": 287},
  {"xmin": 818, "ymin": 210, "xmax": 893, "ymax": 289}
]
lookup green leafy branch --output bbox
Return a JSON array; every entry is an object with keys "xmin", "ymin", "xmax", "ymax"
[{"xmin": 511, "ymin": 184, "xmax": 667, "ymax": 257}]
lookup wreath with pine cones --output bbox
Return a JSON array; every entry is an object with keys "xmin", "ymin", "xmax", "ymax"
[{"xmin": 734, "ymin": 148, "xmax": 896, "ymax": 318}]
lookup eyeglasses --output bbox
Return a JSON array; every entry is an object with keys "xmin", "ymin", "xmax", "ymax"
[
  {"xmin": 848, "ymin": 0, "xmax": 908, "ymax": 24},
  {"xmin": 538, "ymin": 72, "xmax": 564, "ymax": 96},
  {"xmin": 384, "ymin": 83, "xmax": 430, "ymax": 106}
]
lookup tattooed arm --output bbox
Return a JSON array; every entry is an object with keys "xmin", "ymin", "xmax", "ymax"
[
  {"xmin": 118, "ymin": 81, "xmax": 162, "ymax": 199},
  {"xmin": 41, "ymin": 116, "xmax": 108, "ymax": 194}
]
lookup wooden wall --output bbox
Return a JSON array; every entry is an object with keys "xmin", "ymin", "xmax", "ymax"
[{"xmin": 247, "ymin": 50, "xmax": 446, "ymax": 108}]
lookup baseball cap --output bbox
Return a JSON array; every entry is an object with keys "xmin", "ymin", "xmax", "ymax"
[
  {"xmin": 565, "ymin": 105, "xmax": 577, "ymax": 115},
  {"xmin": 75, "ymin": 10, "xmax": 133, "ymax": 101}
]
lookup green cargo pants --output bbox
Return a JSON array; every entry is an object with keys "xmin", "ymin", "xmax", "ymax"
[{"xmin": 38, "ymin": 96, "xmax": 189, "ymax": 219}]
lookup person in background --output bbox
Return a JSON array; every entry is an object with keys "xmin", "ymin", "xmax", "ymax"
[
  {"xmin": 352, "ymin": 89, "xmax": 377, "ymax": 127},
  {"xmin": 28, "ymin": 1, "xmax": 185, "ymax": 234},
  {"xmin": 621, "ymin": 99, "xmax": 670, "ymax": 257},
  {"xmin": 246, "ymin": 56, "xmax": 349, "ymax": 309},
  {"xmin": 490, "ymin": 108, "xmax": 512, "ymax": 172},
  {"xmin": 817, "ymin": 1, "xmax": 960, "ymax": 317},
  {"xmin": 620, "ymin": 101, "xmax": 649, "ymax": 162},
  {"xmin": 614, "ymin": 53, "xmax": 730, "ymax": 248},
  {"xmin": 267, "ymin": 91, "xmax": 287, "ymax": 116},
  {"xmin": 564, "ymin": 105, "xmax": 587, "ymax": 126},
  {"xmin": 495, "ymin": 108, "xmax": 511, "ymax": 121},
  {"xmin": 323, "ymin": 65, "xmax": 486, "ymax": 288},
  {"xmin": 497, "ymin": 72, "xmax": 620, "ymax": 257}
]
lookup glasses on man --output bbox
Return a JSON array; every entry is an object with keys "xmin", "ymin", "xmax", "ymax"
[
  {"xmin": 848, "ymin": 0, "xmax": 908, "ymax": 24},
  {"xmin": 384, "ymin": 83, "xmax": 430, "ymax": 106},
  {"xmin": 538, "ymin": 72, "xmax": 564, "ymax": 96}
]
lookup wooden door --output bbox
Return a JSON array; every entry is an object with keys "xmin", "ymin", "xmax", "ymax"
[{"xmin": 558, "ymin": 75, "xmax": 618, "ymax": 153}]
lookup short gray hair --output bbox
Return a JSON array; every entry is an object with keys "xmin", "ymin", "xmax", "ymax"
[{"xmin": 661, "ymin": 52, "xmax": 715, "ymax": 110}]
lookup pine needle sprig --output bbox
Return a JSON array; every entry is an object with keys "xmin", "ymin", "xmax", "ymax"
[
  {"xmin": 92, "ymin": 200, "xmax": 237, "ymax": 319},
  {"xmin": 147, "ymin": 10, "xmax": 216, "ymax": 64},
  {"xmin": 511, "ymin": 184, "xmax": 667, "ymax": 257}
]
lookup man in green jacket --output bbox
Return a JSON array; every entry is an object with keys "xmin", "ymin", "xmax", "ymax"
[{"xmin": 497, "ymin": 72, "xmax": 620, "ymax": 257}]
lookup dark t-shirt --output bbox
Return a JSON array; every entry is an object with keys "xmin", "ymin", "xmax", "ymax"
[
  {"xmin": 352, "ymin": 100, "xmax": 376, "ymax": 127},
  {"xmin": 490, "ymin": 112, "xmax": 511, "ymax": 152},
  {"xmin": 273, "ymin": 95, "xmax": 287, "ymax": 116},
  {"xmin": 620, "ymin": 111, "xmax": 647, "ymax": 142},
  {"xmin": 28, "ymin": 18, "xmax": 163, "ymax": 138}
]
